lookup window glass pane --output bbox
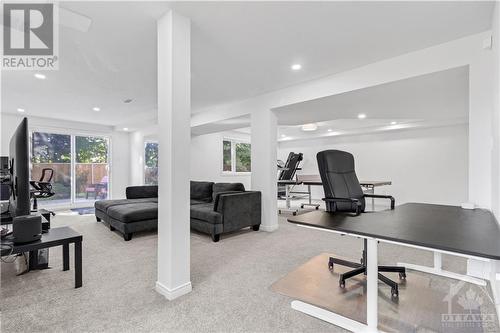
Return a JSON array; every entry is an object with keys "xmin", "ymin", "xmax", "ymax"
[
  {"xmin": 75, "ymin": 136, "xmax": 108, "ymax": 163},
  {"xmin": 75, "ymin": 136, "xmax": 109, "ymax": 201},
  {"xmin": 235, "ymin": 143, "xmax": 251, "ymax": 172},
  {"xmin": 32, "ymin": 132, "xmax": 71, "ymax": 163},
  {"xmin": 223, "ymin": 140, "xmax": 232, "ymax": 171},
  {"xmin": 145, "ymin": 142, "xmax": 158, "ymax": 185},
  {"xmin": 31, "ymin": 132, "xmax": 71, "ymax": 205}
]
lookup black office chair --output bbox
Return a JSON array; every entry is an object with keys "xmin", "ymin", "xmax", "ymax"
[
  {"xmin": 277, "ymin": 152, "xmax": 303, "ymax": 198},
  {"xmin": 317, "ymin": 150, "xmax": 406, "ymax": 297}
]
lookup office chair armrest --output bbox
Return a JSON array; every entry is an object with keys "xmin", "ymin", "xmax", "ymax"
[
  {"xmin": 323, "ymin": 197, "xmax": 362, "ymax": 215},
  {"xmin": 364, "ymin": 194, "xmax": 395, "ymax": 210}
]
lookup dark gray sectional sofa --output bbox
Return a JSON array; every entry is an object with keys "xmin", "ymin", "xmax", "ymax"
[{"xmin": 95, "ymin": 181, "xmax": 261, "ymax": 242}]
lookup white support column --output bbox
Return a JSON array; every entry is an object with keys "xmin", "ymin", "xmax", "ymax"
[
  {"xmin": 468, "ymin": 42, "xmax": 494, "ymax": 209},
  {"xmin": 251, "ymin": 109, "xmax": 278, "ymax": 232},
  {"xmin": 129, "ymin": 131, "xmax": 145, "ymax": 185},
  {"xmin": 156, "ymin": 10, "xmax": 192, "ymax": 300}
]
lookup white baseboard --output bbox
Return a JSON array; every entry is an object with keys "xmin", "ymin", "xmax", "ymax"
[
  {"xmin": 155, "ymin": 281, "xmax": 192, "ymax": 300},
  {"xmin": 260, "ymin": 224, "xmax": 279, "ymax": 232}
]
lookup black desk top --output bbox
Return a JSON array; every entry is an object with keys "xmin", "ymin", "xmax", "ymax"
[
  {"xmin": 1, "ymin": 226, "xmax": 82, "ymax": 256},
  {"xmin": 288, "ymin": 203, "xmax": 500, "ymax": 260},
  {"xmin": 278, "ymin": 179, "xmax": 391, "ymax": 186}
]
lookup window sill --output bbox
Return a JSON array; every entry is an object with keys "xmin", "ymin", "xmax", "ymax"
[{"xmin": 221, "ymin": 172, "xmax": 251, "ymax": 176}]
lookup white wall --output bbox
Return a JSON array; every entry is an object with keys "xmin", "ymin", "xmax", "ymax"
[
  {"xmin": 190, "ymin": 130, "xmax": 251, "ymax": 189},
  {"xmin": 278, "ymin": 125, "xmax": 469, "ymax": 206},
  {"xmin": 110, "ymin": 131, "xmax": 130, "ymax": 199},
  {"xmin": 129, "ymin": 131, "xmax": 145, "ymax": 186},
  {"xmin": 0, "ymin": 113, "xmax": 130, "ymax": 201}
]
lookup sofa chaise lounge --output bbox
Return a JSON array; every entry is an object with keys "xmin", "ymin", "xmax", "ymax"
[{"xmin": 95, "ymin": 181, "xmax": 261, "ymax": 242}]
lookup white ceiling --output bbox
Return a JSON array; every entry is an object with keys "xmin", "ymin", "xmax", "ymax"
[
  {"xmin": 1, "ymin": 2, "xmax": 493, "ymax": 130},
  {"xmin": 194, "ymin": 66, "xmax": 469, "ymax": 140},
  {"xmin": 273, "ymin": 66, "xmax": 469, "ymax": 124}
]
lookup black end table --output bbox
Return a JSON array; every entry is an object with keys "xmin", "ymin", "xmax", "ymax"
[{"xmin": 1, "ymin": 226, "xmax": 83, "ymax": 288}]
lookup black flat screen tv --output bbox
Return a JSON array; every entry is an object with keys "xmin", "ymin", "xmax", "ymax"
[{"xmin": 9, "ymin": 117, "xmax": 30, "ymax": 217}]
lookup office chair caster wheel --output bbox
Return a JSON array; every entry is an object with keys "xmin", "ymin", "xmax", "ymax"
[
  {"xmin": 300, "ymin": 205, "xmax": 304, "ymax": 209},
  {"xmin": 292, "ymin": 212, "xmax": 297, "ymax": 216},
  {"xmin": 315, "ymin": 206, "xmax": 319, "ymax": 210},
  {"xmin": 391, "ymin": 287, "xmax": 398, "ymax": 298},
  {"xmin": 399, "ymin": 272, "xmax": 406, "ymax": 280},
  {"xmin": 328, "ymin": 258, "xmax": 334, "ymax": 270},
  {"xmin": 339, "ymin": 280, "xmax": 345, "ymax": 288}
]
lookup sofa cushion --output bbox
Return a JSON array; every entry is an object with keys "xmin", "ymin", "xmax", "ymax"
[
  {"xmin": 106, "ymin": 202, "xmax": 158, "ymax": 223},
  {"xmin": 212, "ymin": 183, "xmax": 245, "ymax": 201},
  {"xmin": 126, "ymin": 186, "xmax": 158, "ymax": 199},
  {"xmin": 190, "ymin": 203, "xmax": 222, "ymax": 224},
  {"xmin": 190, "ymin": 181, "xmax": 214, "ymax": 202},
  {"xmin": 190, "ymin": 199, "xmax": 207, "ymax": 205},
  {"xmin": 95, "ymin": 198, "xmax": 157, "ymax": 212}
]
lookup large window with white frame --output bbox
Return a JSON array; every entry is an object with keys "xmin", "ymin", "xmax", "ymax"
[
  {"xmin": 222, "ymin": 138, "xmax": 251, "ymax": 173},
  {"xmin": 144, "ymin": 142, "xmax": 158, "ymax": 185},
  {"xmin": 31, "ymin": 130, "xmax": 110, "ymax": 207}
]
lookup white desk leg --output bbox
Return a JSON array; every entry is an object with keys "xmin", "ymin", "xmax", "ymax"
[
  {"xmin": 397, "ymin": 251, "xmax": 486, "ymax": 286},
  {"xmin": 434, "ymin": 252, "xmax": 442, "ymax": 269},
  {"xmin": 290, "ymin": 238, "xmax": 382, "ymax": 332},
  {"xmin": 370, "ymin": 187, "xmax": 375, "ymax": 211},
  {"xmin": 367, "ymin": 238, "xmax": 378, "ymax": 330},
  {"xmin": 308, "ymin": 185, "xmax": 312, "ymax": 205},
  {"xmin": 285, "ymin": 185, "xmax": 291, "ymax": 209}
]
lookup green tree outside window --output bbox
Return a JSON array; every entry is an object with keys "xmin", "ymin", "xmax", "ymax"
[
  {"xmin": 223, "ymin": 140, "xmax": 232, "ymax": 171},
  {"xmin": 235, "ymin": 143, "xmax": 251, "ymax": 172},
  {"xmin": 75, "ymin": 136, "xmax": 108, "ymax": 163}
]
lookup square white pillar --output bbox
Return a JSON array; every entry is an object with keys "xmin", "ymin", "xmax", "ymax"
[
  {"xmin": 251, "ymin": 109, "xmax": 278, "ymax": 232},
  {"xmin": 156, "ymin": 10, "xmax": 192, "ymax": 300}
]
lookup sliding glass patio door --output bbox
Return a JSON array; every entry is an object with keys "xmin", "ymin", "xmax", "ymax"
[
  {"xmin": 31, "ymin": 131, "xmax": 110, "ymax": 208},
  {"xmin": 75, "ymin": 136, "xmax": 109, "ymax": 202}
]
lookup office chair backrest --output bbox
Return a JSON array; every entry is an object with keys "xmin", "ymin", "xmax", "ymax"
[
  {"xmin": 39, "ymin": 168, "xmax": 54, "ymax": 183},
  {"xmin": 278, "ymin": 152, "xmax": 303, "ymax": 181},
  {"xmin": 317, "ymin": 150, "xmax": 365, "ymax": 213}
]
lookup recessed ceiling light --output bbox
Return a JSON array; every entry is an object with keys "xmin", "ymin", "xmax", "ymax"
[
  {"xmin": 34, "ymin": 73, "xmax": 46, "ymax": 80},
  {"xmin": 123, "ymin": 127, "xmax": 129, "ymax": 131},
  {"xmin": 92, "ymin": 107, "xmax": 101, "ymax": 112},
  {"xmin": 327, "ymin": 129, "xmax": 332, "ymax": 132},
  {"xmin": 301, "ymin": 123, "xmax": 318, "ymax": 131},
  {"xmin": 391, "ymin": 121, "xmax": 397, "ymax": 125},
  {"xmin": 17, "ymin": 108, "xmax": 25, "ymax": 113},
  {"xmin": 281, "ymin": 134, "xmax": 286, "ymax": 137},
  {"xmin": 291, "ymin": 64, "xmax": 302, "ymax": 71},
  {"xmin": 357, "ymin": 113, "xmax": 367, "ymax": 119}
]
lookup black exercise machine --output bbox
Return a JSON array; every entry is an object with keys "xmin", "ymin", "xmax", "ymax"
[
  {"xmin": 277, "ymin": 152, "xmax": 303, "ymax": 198},
  {"xmin": 30, "ymin": 168, "xmax": 55, "ymax": 212}
]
